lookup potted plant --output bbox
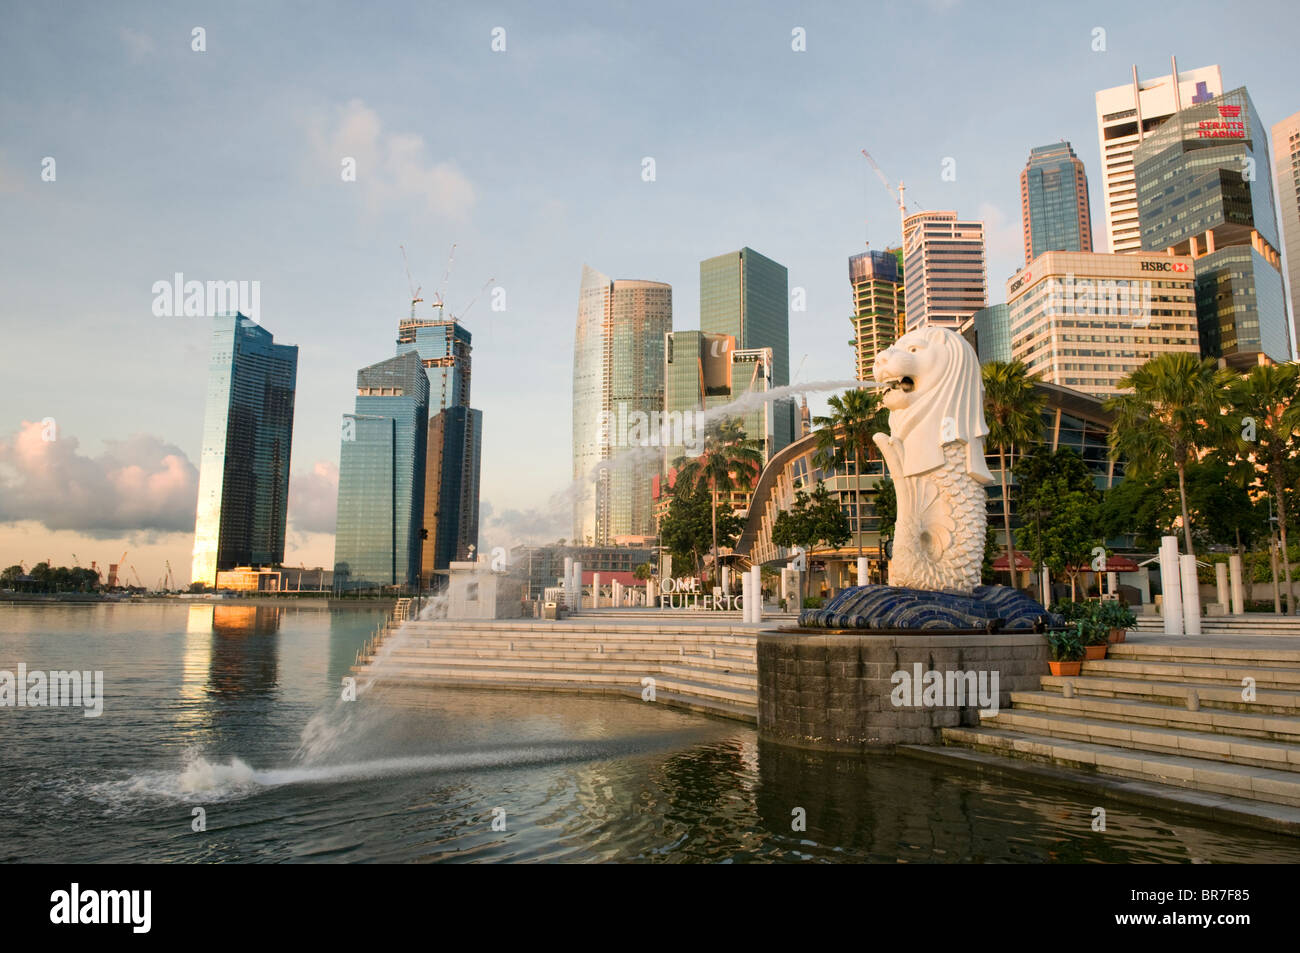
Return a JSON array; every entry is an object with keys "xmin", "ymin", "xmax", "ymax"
[
  {"xmin": 1098, "ymin": 600, "xmax": 1136, "ymax": 643},
  {"xmin": 1046, "ymin": 628, "xmax": 1085, "ymax": 676},
  {"xmin": 1080, "ymin": 614, "xmax": 1110, "ymax": 660}
]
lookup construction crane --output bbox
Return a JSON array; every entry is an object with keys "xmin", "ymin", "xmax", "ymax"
[
  {"xmin": 861, "ymin": 150, "xmax": 916, "ymax": 247},
  {"xmin": 130, "ymin": 565, "xmax": 144, "ymax": 589},
  {"xmin": 459, "ymin": 276, "xmax": 496, "ymax": 322},
  {"xmin": 433, "ymin": 243, "xmax": 458, "ymax": 310},
  {"xmin": 165, "ymin": 560, "xmax": 175, "ymax": 591},
  {"xmin": 400, "ymin": 245, "xmax": 423, "ymax": 319}
]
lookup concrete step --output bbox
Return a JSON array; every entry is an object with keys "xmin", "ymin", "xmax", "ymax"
[
  {"xmin": 359, "ymin": 665, "xmax": 757, "ymax": 710},
  {"xmin": 979, "ymin": 708, "xmax": 1300, "ymax": 773},
  {"xmin": 942, "ymin": 725, "xmax": 1300, "ymax": 808},
  {"xmin": 1009, "ymin": 689, "xmax": 1300, "ymax": 742},
  {"xmin": 1040, "ymin": 674, "xmax": 1300, "ymax": 715},
  {"xmin": 387, "ymin": 637, "xmax": 754, "ymax": 660},
  {"xmin": 383, "ymin": 646, "xmax": 758, "ymax": 672},
  {"xmin": 654, "ymin": 662, "xmax": 757, "ymax": 691},
  {"xmin": 1108, "ymin": 641, "xmax": 1300, "ymax": 667},
  {"xmin": 1082, "ymin": 657, "xmax": 1300, "ymax": 689}
]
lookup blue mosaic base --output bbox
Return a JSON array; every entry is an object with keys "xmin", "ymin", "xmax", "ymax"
[{"xmin": 798, "ymin": 585, "xmax": 1059, "ymax": 632}]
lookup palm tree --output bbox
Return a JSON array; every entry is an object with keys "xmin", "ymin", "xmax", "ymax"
[
  {"xmin": 1105, "ymin": 352, "xmax": 1233, "ymax": 556},
  {"xmin": 1227, "ymin": 363, "xmax": 1300, "ymax": 615},
  {"xmin": 982, "ymin": 361, "xmax": 1045, "ymax": 589},
  {"xmin": 672, "ymin": 417, "xmax": 764, "ymax": 587},
  {"xmin": 812, "ymin": 388, "xmax": 890, "ymax": 566}
]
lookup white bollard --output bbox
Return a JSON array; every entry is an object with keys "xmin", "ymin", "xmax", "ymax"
[
  {"xmin": 751, "ymin": 565, "xmax": 763, "ymax": 623},
  {"xmin": 563, "ymin": 557, "xmax": 573, "ymax": 607},
  {"xmin": 1041, "ymin": 565, "xmax": 1051, "ymax": 607},
  {"xmin": 741, "ymin": 571, "xmax": 754, "ymax": 623},
  {"xmin": 722, "ymin": 567, "xmax": 731, "ymax": 598},
  {"xmin": 573, "ymin": 562, "xmax": 582, "ymax": 608},
  {"xmin": 1215, "ymin": 562, "xmax": 1229, "ymax": 609},
  {"xmin": 593, "ymin": 573, "xmax": 600, "ymax": 609},
  {"xmin": 1180, "ymin": 554, "xmax": 1201, "ymax": 636},
  {"xmin": 857, "ymin": 556, "xmax": 869, "ymax": 587},
  {"xmin": 1229, "ymin": 554, "xmax": 1245, "ymax": 615},
  {"xmin": 1107, "ymin": 571, "xmax": 1118, "ymax": 596},
  {"xmin": 1158, "ymin": 536, "xmax": 1183, "ymax": 635}
]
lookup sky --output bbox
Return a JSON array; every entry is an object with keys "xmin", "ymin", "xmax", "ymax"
[{"xmin": 1, "ymin": 0, "xmax": 1297, "ymax": 587}]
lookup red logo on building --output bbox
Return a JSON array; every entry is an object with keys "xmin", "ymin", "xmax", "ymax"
[
  {"xmin": 1218, "ymin": 104, "xmax": 1241, "ymax": 118},
  {"xmin": 1172, "ymin": 262, "xmax": 1189, "ymax": 272}
]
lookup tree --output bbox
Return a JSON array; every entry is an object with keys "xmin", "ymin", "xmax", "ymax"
[
  {"xmin": 772, "ymin": 481, "xmax": 851, "ymax": 605},
  {"xmin": 1105, "ymin": 352, "xmax": 1233, "ymax": 556},
  {"xmin": 1099, "ymin": 459, "xmax": 1264, "ymax": 552},
  {"xmin": 981, "ymin": 526, "xmax": 1000, "ymax": 585},
  {"xmin": 0, "ymin": 565, "xmax": 23, "ymax": 589},
  {"xmin": 874, "ymin": 475, "xmax": 896, "ymax": 580},
  {"xmin": 812, "ymin": 388, "xmax": 889, "ymax": 561},
  {"xmin": 672, "ymin": 417, "xmax": 764, "ymax": 587},
  {"xmin": 1226, "ymin": 363, "xmax": 1300, "ymax": 614},
  {"xmin": 633, "ymin": 562, "xmax": 653, "ymax": 582},
  {"xmin": 983, "ymin": 361, "xmax": 1045, "ymax": 589},
  {"xmin": 660, "ymin": 481, "xmax": 743, "ymax": 581},
  {"xmin": 1014, "ymin": 447, "xmax": 1101, "ymax": 600}
]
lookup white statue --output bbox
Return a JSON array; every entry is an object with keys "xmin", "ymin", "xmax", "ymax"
[{"xmin": 872, "ymin": 326, "xmax": 993, "ymax": 593}]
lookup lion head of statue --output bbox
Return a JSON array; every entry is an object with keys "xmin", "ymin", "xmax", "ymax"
[{"xmin": 872, "ymin": 326, "xmax": 994, "ymax": 484}]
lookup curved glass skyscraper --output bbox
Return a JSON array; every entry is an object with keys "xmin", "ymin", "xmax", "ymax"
[
  {"xmin": 572, "ymin": 265, "xmax": 671, "ymax": 545},
  {"xmin": 191, "ymin": 313, "xmax": 298, "ymax": 587}
]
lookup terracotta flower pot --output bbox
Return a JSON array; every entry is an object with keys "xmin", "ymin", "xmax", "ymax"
[
  {"xmin": 1084, "ymin": 644, "xmax": 1107, "ymax": 660},
  {"xmin": 1108, "ymin": 627, "xmax": 1126, "ymax": 644},
  {"xmin": 1049, "ymin": 661, "xmax": 1082, "ymax": 676}
]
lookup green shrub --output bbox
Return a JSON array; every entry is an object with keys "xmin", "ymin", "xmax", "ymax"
[{"xmin": 1046, "ymin": 628, "xmax": 1085, "ymax": 662}]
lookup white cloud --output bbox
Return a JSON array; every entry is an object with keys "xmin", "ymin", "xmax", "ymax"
[
  {"xmin": 307, "ymin": 98, "xmax": 476, "ymax": 221},
  {"xmin": 0, "ymin": 421, "xmax": 197, "ymax": 537},
  {"xmin": 288, "ymin": 459, "xmax": 338, "ymax": 534}
]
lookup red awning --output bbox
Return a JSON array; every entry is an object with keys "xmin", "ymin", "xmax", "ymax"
[
  {"xmin": 1071, "ymin": 555, "xmax": 1140, "ymax": 572},
  {"xmin": 992, "ymin": 553, "xmax": 1034, "ymax": 570}
]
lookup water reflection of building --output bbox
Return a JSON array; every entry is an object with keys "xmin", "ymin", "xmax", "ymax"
[{"xmin": 182, "ymin": 604, "xmax": 282, "ymax": 698}]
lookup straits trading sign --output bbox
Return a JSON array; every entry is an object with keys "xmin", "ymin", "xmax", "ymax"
[{"xmin": 1197, "ymin": 105, "xmax": 1246, "ymax": 139}]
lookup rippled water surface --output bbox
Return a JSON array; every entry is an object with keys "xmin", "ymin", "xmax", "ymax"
[{"xmin": 3, "ymin": 602, "xmax": 1299, "ymax": 863}]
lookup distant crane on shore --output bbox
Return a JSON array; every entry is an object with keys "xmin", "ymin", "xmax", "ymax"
[{"xmin": 860, "ymin": 150, "xmax": 919, "ymax": 248}]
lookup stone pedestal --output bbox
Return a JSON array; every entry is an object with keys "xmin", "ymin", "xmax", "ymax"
[{"xmin": 757, "ymin": 630, "xmax": 1048, "ymax": 751}]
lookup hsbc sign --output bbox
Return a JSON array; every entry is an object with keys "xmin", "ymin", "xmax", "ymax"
[
  {"xmin": 1140, "ymin": 260, "xmax": 1190, "ymax": 273},
  {"xmin": 1008, "ymin": 271, "xmax": 1032, "ymax": 295}
]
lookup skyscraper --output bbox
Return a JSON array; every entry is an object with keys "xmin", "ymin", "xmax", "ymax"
[
  {"xmin": 849, "ymin": 248, "xmax": 905, "ymax": 381},
  {"xmin": 396, "ymin": 312, "xmax": 472, "ymax": 411},
  {"xmin": 1020, "ymin": 142, "xmax": 1093, "ymax": 263},
  {"xmin": 1094, "ymin": 60, "xmax": 1222, "ymax": 253},
  {"xmin": 699, "ymin": 247, "xmax": 795, "ymax": 452},
  {"xmin": 1272, "ymin": 109, "xmax": 1300, "ymax": 356},
  {"xmin": 663, "ymin": 330, "xmax": 778, "ymax": 465},
  {"xmin": 191, "ymin": 313, "xmax": 298, "ymax": 587},
  {"xmin": 1004, "ymin": 251, "xmax": 1200, "ymax": 397},
  {"xmin": 395, "ymin": 309, "xmax": 483, "ymax": 579},
  {"xmin": 1134, "ymin": 86, "xmax": 1291, "ymax": 367},
  {"xmin": 901, "ymin": 211, "xmax": 987, "ymax": 332},
  {"xmin": 961, "ymin": 303, "xmax": 1012, "ymax": 365},
  {"xmin": 333, "ymin": 351, "xmax": 429, "ymax": 589},
  {"xmin": 572, "ymin": 265, "xmax": 672, "ymax": 546},
  {"xmin": 423, "ymin": 406, "xmax": 482, "ymax": 582}
]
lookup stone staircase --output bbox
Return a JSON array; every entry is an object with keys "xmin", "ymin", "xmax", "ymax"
[
  {"xmin": 929, "ymin": 636, "xmax": 1300, "ymax": 830},
  {"xmin": 1134, "ymin": 614, "xmax": 1300, "ymax": 636},
  {"xmin": 355, "ymin": 619, "xmax": 759, "ymax": 722}
]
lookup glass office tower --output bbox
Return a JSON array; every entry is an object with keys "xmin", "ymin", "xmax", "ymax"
[
  {"xmin": 395, "ymin": 311, "xmax": 483, "ymax": 577},
  {"xmin": 396, "ymin": 311, "xmax": 473, "ymax": 411},
  {"xmin": 333, "ymin": 351, "xmax": 430, "ymax": 590},
  {"xmin": 423, "ymin": 405, "xmax": 483, "ymax": 584},
  {"xmin": 699, "ymin": 247, "xmax": 794, "ymax": 453},
  {"xmin": 572, "ymin": 265, "xmax": 672, "ymax": 545},
  {"xmin": 1135, "ymin": 86, "xmax": 1291, "ymax": 366},
  {"xmin": 1020, "ymin": 142, "xmax": 1093, "ymax": 263},
  {"xmin": 902, "ymin": 212, "xmax": 988, "ymax": 332},
  {"xmin": 849, "ymin": 248, "xmax": 905, "ymax": 380},
  {"xmin": 191, "ymin": 313, "xmax": 298, "ymax": 587}
]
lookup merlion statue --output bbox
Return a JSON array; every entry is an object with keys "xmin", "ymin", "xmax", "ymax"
[{"xmin": 872, "ymin": 326, "xmax": 993, "ymax": 593}]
